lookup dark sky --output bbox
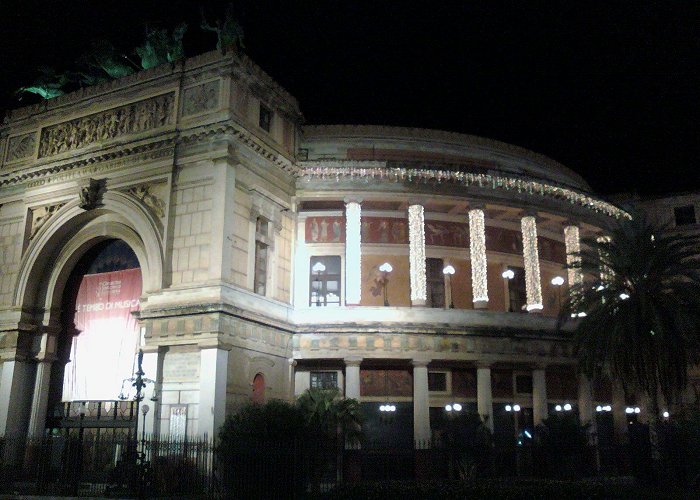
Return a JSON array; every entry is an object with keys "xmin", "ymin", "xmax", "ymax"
[{"xmin": 1, "ymin": 1, "xmax": 698, "ymax": 196}]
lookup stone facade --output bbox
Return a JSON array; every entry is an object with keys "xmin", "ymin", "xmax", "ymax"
[{"xmin": 0, "ymin": 49, "xmax": 655, "ymax": 445}]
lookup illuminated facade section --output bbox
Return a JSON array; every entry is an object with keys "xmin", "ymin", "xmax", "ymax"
[
  {"xmin": 345, "ymin": 200, "xmax": 362, "ymax": 305},
  {"xmin": 564, "ymin": 225, "xmax": 583, "ymax": 289},
  {"xmin": 597, "ymin": 235, "xmax": 613, "ymax": 282},
  {"xmin": 468, "ymin": 208, "xmax": 488, "ymax": 305},
  {"xmin": 521, "ymin": 215, "xmax": 543, "ymax": 311},
  {"xmin": 408, "ymin": 204, "xmax": 427, "ymax": 303}
]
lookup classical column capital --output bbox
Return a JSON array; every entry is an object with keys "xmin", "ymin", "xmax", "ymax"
[
  {"xmin": 344, "ymin": 197, "xmax": 363, "ymax": 205},
  {"xmin": 344, "ymin": 356, "xmax": 363, "ymax": 367},
  {"xmin": 468, "ymin": 203, "xmax": 486, "ymax": 212},
  {"xmin": 475, "ymin": 361, "xmax": 492, "ymax": 370},
  {"xmin": 412, "ymin": 359, "xmax": 431, "ymax": 368}
]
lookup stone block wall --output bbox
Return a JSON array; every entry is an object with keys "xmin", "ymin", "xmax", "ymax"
[{"xmin": 0, "ymin": 211, "xmax": 25, "ymax": 307}]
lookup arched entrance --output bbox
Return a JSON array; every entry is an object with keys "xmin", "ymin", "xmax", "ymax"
[{"xmin": 46, "ymin": 239, "xmax": 143, "ymax": 422}]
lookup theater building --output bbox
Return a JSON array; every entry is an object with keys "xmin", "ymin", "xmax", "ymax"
[{"xmin": 0, "ymin": 49, "xmax": 633, "ymax": 446}]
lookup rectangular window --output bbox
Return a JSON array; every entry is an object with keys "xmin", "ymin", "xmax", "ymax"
[
  {"xmin": 259, "ymin": 104, "xmax": 272, "ymax": 132},
  {"xmin": 428, "ymin": 372, "xmax": 447, "ymax": 392},
  {"xmin": 310, "ymin": 371, "xmax": 338, "ymax": 390},
  {"xmin": 426, "ymin": 258, "xmax": 446, "ymax": 308},
  {"xmin": 674, "ymin": 205, "xmax": 696, "ymax": 226},
  {"xmin": 254, "ymin": 216, "xmax": 270, "ymax": 296},
  {"xmin": 309, "ymin": 256, "xmax": 341, "ymax": 306},
  {"xmin": 507, "ymin": 266, "xmax": 527, "ymax": 312}
]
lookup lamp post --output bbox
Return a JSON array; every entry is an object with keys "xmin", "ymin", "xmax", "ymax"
[
  {"xmin": 443, "ymin": 265, "xmax": 455, "ymax": 308},
  {"xmin": 379, "ymin": 262, "xmax": 393, "ymax": 306},
  {"xmin": 551, "ymin": 275, "xmax": 564, "ymax": 311},
  {"xmin": 312, "ymin": 261, "xmax": 326, "ymax": 306},
  {"xmin": 502, "ymin": 269, "xmax": 515, "ymax": 311}
]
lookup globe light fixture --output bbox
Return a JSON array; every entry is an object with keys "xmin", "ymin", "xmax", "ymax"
[
  {"xmin": 551, "ymin": 276, "xmax": 564, "ymax": 286},
  {"xmin": 312, "ymin": 261, "xmax": 326, "ymax": 307},
  {"xmin": 619, "ymin": 293, "xmax": 630, "ymax": 300},
  {"xmin": 502, "ymin": 269, "xmax": 515, "ymax": 280},
  {"xmin": 379, "ymin": 262, "xmax": 393, "ymax": 306},
  {"xmin": 563, "ymin": 403, "xmax": 572, "ymax": 411}
]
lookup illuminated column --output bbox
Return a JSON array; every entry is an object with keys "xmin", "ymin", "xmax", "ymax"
[
  {"xmin": 564, "ymin": 224, "xmax": 583, "ymax": 289},
  {"xmin": 521, "ymin": 215, "xmax": 543, "ymax": 312},
  {"xmin": 477, "ymin": 363, "xmax": 494, "ymax": 431},
  {"xmin": 413, "ymin": 360, "xmax": 431, "ymax": 445},
  {"xmin": 345, "ymin": 199, "xmax": 362, "ymax": 305},
  {"xmin": 532, "ymin": 366, "xmax": 548, "ymax": 426},
  {"xmin": 27, "ymin": 327, "xmax": 59, "ymax": 438},
  {"xmin": 469, "ymin": 207, "xmax": 488, "ymax": 309},
  {"xmin": 408, "ymin": 204, "xmax": 427, "ymax": 306},
  {"xmin": 344, "ymin": 357, "xmax": 362, "ymax": 399}
]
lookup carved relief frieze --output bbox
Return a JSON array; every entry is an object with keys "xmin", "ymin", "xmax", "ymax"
[
  {"xmin": 38, "ymin": 93, "xmax": 175, "ymax": 158},
  {"xmin": 126, "ymin": 183, "xmax": 167, "ymax": 218},
  {"xmin": 182, "ymin": 80, "xmax": 220, "ymax": 116},
  {"xmin": 6, "ymin": 132, "xmax": 37, "ymax": 163},
  {"xmin": 30, "ymin": 203, "xmax": 66, "ymax": 239}
]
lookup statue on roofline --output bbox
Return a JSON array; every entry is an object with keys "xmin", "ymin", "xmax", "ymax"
[
  {"xmin": 135, "ymin": 22, "xmax": 188, "ymax": 70},
  {"xmin": 15, "ymin": 66, "xmax": 79, "ymax": 100},
  {"xmin": 77, "ymin": 40, "xmax": 136, "ymax": 81},
  {"xmin": 201, "ymin": 3, "xmax": 245, "ymax": 54}
]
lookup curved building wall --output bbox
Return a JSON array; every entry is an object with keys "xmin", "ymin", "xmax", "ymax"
[{"xmin": 0, "ymin": 49, "xmax": 638, "ymax": 449}]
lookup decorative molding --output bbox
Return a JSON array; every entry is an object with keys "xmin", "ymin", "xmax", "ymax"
[
  {"xmin": 38, "ymin": 93, "xmax": 175, "ymax": 158},
  {"xmin": 6, "ymin": 132, "xmax": 37, "ymax": 163},
  {"xmin": 29, "ymin": 203, "xmax": 66, "ymax": 239},
  {"xmin": 126, "ymin": 183, "xmax": 167, "ymax": 218},
  {"xmin": 182, "ymin": 80, "xmax": 220, "ymax": 116}
]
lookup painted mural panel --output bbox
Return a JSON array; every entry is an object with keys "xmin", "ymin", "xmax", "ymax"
[{"xmin": 305, "ymin": 216, "xmax": 345, "ymax": 243}]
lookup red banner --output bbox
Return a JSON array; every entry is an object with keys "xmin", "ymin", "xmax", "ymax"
[{"xmin": 63, "ymin": 268, "xmax": 142, "ymax": 401}]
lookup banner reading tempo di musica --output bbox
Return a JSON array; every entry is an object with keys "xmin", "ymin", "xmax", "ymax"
[{"xmin": 63, "ymin": 268, "xmax": 142, "ymax": 401}]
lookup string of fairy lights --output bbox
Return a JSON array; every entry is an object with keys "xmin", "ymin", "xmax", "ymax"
[
  {"xmin": 521, "ymin": 216, "xmax": 544, "ymax": 311},
  {"xmin": 468, "ymin": 208, "xmax": 488, "ymax": 305},
  {"xmin": 345, "ymin": 200, "xmax": 362, "ymax": 304},
  {"xmin": 408, "ymin": 204, "xmax": 427, "ymax": 302}
]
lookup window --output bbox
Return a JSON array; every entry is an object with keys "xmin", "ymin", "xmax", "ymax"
[
  {"xmin": 309, "ymin": 256, "xmax": 341, "ymax": 306},
  {"xmin": 311, "ymin": 371, "xmax": 338, "ymax": 389},
  {"xmin": 674, "ymin": 205, "xmax": 696, "ymax": 226},
  {"xmin": 507, "ymin": 266, "xmax": 527, "ymax": 312},
  {"xmin": 428, "ymin": 372, "xmax": 447, "ymax": 392},
  {"xmin": 254, "ymin": 216, "xmax": 270, "ymax": 295},
  {"xmin": 426, "ymin": 258, "xmax": 446, "ymax": 308},
  {"xmin": 259, "ymin": 103, "xmax": 272, "ymax": 132}
]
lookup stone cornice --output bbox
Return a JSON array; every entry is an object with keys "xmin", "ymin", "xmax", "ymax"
[{"xmin": 302, "ymin": 125, "xmax": 589, "ymax": 189}]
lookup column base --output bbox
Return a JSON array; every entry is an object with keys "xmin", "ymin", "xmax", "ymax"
[
  {"xmin": 411, "ymin": 299, "xmax": 427, "ymax": 307},
  {"xmin": 473, "ymin": 300, "xmax": 488, "ymax": 310}
]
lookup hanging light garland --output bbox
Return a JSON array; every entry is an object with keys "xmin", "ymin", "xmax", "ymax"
[
  {"xmin": 300, "ymin": 162, "xmax": 630, "ymax": 220},
  {"xmin": 521, "ymin": 215, "xmax": 543, "ymax": 311},
  {"xmin": 408, "ymin": 204, "xmax": 427, "ymax": 302}
]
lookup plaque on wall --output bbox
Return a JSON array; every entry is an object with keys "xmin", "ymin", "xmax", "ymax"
[{"xmin": 170, "ymin": 405, "xmax": 187, "ymax": 440}]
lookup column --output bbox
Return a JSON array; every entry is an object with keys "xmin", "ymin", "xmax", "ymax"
[
  {"xmin": 27, "ymin": 328, "xmax": 59, "ymax": 438},
  {"xmin": 408, "ymin": 204, "xmax": 427, "ymax": 306},
  {"xmin": 0, "ymin": 359, "xmax": 35, "ymax": 437},
  {"xmin": 532, "ymin": 366, "xmax": 548, "ymax": 426},
  {"xmin": 345, "ymin": 199, "xmax": 362, "ymax": 305},
  {"xmin": 27, "ymin": 360, "xmax": 53, "ymax": 438},
  {"xmin": 612, "ymin": 382, "xmax": 628, "ymax": 442},
  {"xmin": 208, "ymin": 154, "xmax": 237, "ymax": 282},
  {"xmin": 469, "ymin": 207, "xmax": 489, "ymax": 309},
  {"xmin": 476, "ymin": 364, "xmax": 494, "ymax": 431},
  {"xmin": 577, "ymin": 374, "xmax": 594, "ymax": 427},
  {"xmin": 344, "ymin": 357, "xmax": 362, "ymax": 399},
  {"xmin": 198, "ymin": 348, "xmax": 229, "ymax": 438},
  {"xmin": 140, "ymin": 349, "xmax": 161, "ymax": 437},
  {"xmin": 288, "ymin": 359, "xmax": 297, "ymax": 399},
  {"xmin": 412, "ymin": 360, "xmax": 431, "ymax": 445},
  {"xmin": 521, "ymin": 215, "xmax": 543, "ymax": 312},
  {"xmin": 563, "ymin": 224, "xmax": 583, "ymax": 289}
]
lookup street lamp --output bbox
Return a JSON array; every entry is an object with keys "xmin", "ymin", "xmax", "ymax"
[
  {"xmin": 312, "ymin": 261, "xmax": 326, "ymax": 307},
  {"xmin": 551, "ymin": 275, "xmax": 564, "ymax": 311},
  {"xmin": 502, "ymin": 269, "xmax": 515, "ymax": 280},
  {"xmin": 443, "ymin": 265, "xmax": 455, "ymax": 309},
  {"xmin": 379, "ymin": 262, "xmax": 393, "ymax": 306}
]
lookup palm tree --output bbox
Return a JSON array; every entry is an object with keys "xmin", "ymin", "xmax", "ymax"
[{"xmin": 561, "ymin": 213, "xmax": 700, "ymax": 411}]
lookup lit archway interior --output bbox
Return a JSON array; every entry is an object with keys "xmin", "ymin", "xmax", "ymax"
[{"xmin": 50, "ymin": 239, "xmax": 143, "ymax": 406}]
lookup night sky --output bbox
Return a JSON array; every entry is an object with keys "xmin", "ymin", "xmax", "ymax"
[{"xmin": 1, "ymin": 1, "xmax": 698, "ymax": 196}]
